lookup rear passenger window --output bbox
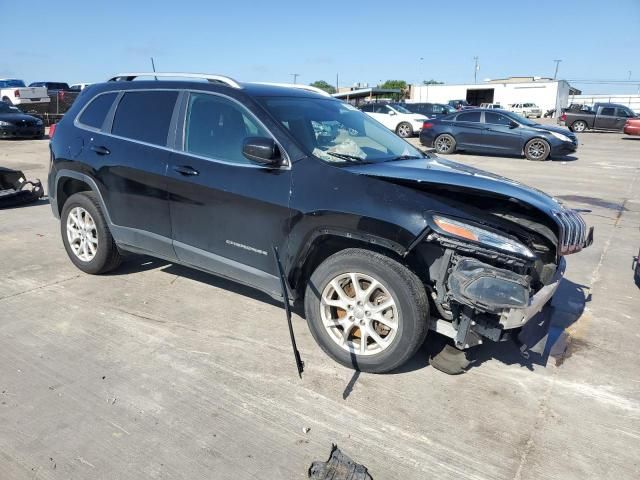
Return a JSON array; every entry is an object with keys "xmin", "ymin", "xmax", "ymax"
[
  {"xmin": 456, "ymin": 112, "xmax": 481, "ymax": 122},
  {"xmin": 184, "ymin": 92, "xmax": 269, "ymax": 165},
  {"xmin": 600, "ymin": 107, "xmax": 615, "ymax": 116},
  {"xmin": 112, "ymin": 91, "xmax": 178, "ymax": 146},
  {"xmin": 78, "ymin": 92, "xmax": 117, "ymax": 130}
]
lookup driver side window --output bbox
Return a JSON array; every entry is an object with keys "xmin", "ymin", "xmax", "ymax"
[{"xmin": 184, "ymin": 92, "xmax": 269, "ymax": 165}]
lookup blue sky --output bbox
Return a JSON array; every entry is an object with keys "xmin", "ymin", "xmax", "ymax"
[{"xmin": 2, "ymin": 0, "xmax": 639, "ymax": 94}]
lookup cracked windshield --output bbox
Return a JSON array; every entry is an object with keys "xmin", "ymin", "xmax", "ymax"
[{"xmin": 260, "ymin": 97, "xmax": 424, "ymax": 163}]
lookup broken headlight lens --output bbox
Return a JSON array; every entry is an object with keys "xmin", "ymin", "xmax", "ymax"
[{"xmin": 433, "ymin": 215, "xmax": 535, "ymax": 259}]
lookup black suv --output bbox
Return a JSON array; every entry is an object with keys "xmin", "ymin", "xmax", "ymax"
[{"xmin": 48, "ymin": 73, "xmax": 593, "ymax": 374}]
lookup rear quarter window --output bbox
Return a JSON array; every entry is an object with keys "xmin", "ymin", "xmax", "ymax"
[
  {"xmin": 111, "ymin": 91, "xmax": 178, "ymax": 146},
  {"xmin": 77, "ymin": 92, "xmax": 118, "ymax": 130}
]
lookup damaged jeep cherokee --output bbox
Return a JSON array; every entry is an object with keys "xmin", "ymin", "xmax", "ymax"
[{"xmin": 48, "ymin": 73, "xmax": 593, "ymax": 374}]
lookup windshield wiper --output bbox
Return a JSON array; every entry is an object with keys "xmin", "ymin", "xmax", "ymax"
[
  {"xmin": 386, "ymin": 155, "xmax": 423, "ymax": 161},
  {"xmin": 325, "ymin": 151, "xmax": 368, "ymax": 163}
]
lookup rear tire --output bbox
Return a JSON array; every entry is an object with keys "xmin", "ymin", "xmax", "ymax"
[
  {"xmin": 571, "ymin": 120, "xmax": 587, "ymax": 133},
  {"xmin": 395, "ymin": 122, "xmax": 413, "ymax": 138},
  {"xmin": 304, "ymin": 248, "xmax": 429, "ymax": 373},
  {"xmin": 524, "ymin": 138, "xmax": 550, "ymax": 161},
  {"xmin": 434, "ymin": 134, "xmax": 456, "ymax": 154},
  {"xmin": 60, "ymin": 192, "xmax": 122, "ymax": 274}
]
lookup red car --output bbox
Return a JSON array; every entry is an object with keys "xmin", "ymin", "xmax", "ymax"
[{"xmin": 624, "ymin": 118, "xmax": 640, "ymax": 136}]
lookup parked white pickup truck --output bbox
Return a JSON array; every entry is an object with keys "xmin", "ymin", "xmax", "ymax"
[
  {"xmin": 508, "ymin": 103, "xmax": 542, "ymax": 118},
  {"xmin": 0, "ymin": 79, "xmax": 50, "ymax": 106}
]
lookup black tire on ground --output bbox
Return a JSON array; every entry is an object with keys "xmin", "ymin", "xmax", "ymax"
[
  {"xmin": 428, "ymin": 336, "xmax": 471, "ymax": 375},
  {"xmin": 395, "ymin": 122, "xmax": 413, "ymax": 138},
  {"xmin": 60, "ymin": 191, "xmax": 122, "ymax": 274},
  {"xmin": 2, "ymin": 97, "xmax": 12, "ymax": 105},
  {"xmin": 304, "ymin": 248, "xmax": 429, "ymax": 373},
  {"xmin": 434, "ymin": 133, "xmax": 456, "ymax": 154},
  {"xmin": 571, "ymin": 120, "xmax": 587, "ymax": 133},
  {"xmin": 524, "ymin": 138, "xmax": 551, "ymax": 161}
]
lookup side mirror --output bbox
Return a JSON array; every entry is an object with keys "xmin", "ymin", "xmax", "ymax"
[
  {"xmin": 509, "ymin": 121, "xmax": 519, "ymax": 129},
  {"xmin": 242, "ymin": 137, "xmax": 281, "ymax": 166},
  {"xmin": 388, "ymin": 110, "xmax": 396, "ymax": 116}
]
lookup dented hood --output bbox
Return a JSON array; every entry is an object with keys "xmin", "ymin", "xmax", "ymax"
[{"xmin": 343, "ymin": 155, "xmax": 562, "ymax": 217}]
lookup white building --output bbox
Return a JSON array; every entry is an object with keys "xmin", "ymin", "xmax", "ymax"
[{"xmin": 410, "ymin": 77, "xmax": 581, "ymax": 116}]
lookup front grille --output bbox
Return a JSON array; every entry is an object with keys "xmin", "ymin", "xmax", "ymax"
[{"xmin": 553, "ymin": 208, "xmax": 591, "ymax": 255}]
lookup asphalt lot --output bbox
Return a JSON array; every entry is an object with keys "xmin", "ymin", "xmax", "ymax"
[{"xmin": 1, "ymin": 122, "xmax": 639, "ymax": 479}]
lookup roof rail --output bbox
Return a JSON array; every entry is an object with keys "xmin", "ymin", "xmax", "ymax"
[
  {"xmin": 251, "ymin": 82, "xmax": 331, "ymax": 97},
  {"xmin": 107, "ymin": 72, "xmax": 242, "ymax": 89}
]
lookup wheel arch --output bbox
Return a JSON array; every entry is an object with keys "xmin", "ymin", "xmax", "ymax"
[
  {"xmin": 289, "ymin": 231, "xmax": 428, "ymax": 300},
  {"xmin": 53, "ymin": 170, "xmax": 112, "ymax": 224}
]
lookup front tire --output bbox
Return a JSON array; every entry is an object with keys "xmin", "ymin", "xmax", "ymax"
[
  {"xmin": 304, "ymin": 249, "xmax": 428, "ymax": 373},
  {"xmin": 524, "ymin": 138, "xmax": 550, "ymax": 161},
  {"xmin": 60, "ymin": 192, "xmax": 122, "ymax": 274},
  {"xmin": 434, "ymin": 133, "xmax": 456, "ymax": 154},
  {"xmin": 571, "ymin": 120, "xmax": 587, "ymax": 133},
  {"xmin": 395, "ymin": 122, "xmax": 413, "ymax": 138}
]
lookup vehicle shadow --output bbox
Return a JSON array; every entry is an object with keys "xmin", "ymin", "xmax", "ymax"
[
  {"xmin": 621, "ymin": 137, "xmax": 640, "ymax": 141},
  {"xmin": 0, "ymin": 197, "xmax": 50, "ymax": 210}
]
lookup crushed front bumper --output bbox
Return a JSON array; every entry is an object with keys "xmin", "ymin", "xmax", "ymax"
[{"xmin": 501, "ymin": 257, "xmax": 566, "ymax": 329}]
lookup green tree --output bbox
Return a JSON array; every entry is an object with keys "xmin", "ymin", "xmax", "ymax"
[
  {"xmin": 309, "ymin": 80, "xmax": 336, "ymax": 94},
  {"xmin": 379, "ymin": 80, "xmax": 408, "ymax": 100},
  {"xmin": 423, "ymin": 79, "xmax": 444, "ymax": 85}
]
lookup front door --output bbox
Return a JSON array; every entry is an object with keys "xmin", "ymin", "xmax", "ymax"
[
  {"xmin": 166, "ymin": 91, "xmax": 292, "ymax": 296},
  {"xmin": 481, "ymin": 111, "xmax": 522, "ymax": 154}
]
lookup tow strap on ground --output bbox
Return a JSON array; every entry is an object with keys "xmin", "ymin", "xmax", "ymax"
[
  {"xmin": 0, "ymin": 167, "xmax": 44, "ymax": 208},
  {"xmin": 273, "ymin": 246, "xmax": 304, "ymax": 378}
]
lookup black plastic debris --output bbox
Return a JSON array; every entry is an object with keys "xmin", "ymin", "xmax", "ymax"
[
  {"xmin": 309, "ymin": 445, "xmax": 373, "ymax": 480},
  {"xmin": 0, "ymin": 167, "xmax": 44, "ymax": 208}
]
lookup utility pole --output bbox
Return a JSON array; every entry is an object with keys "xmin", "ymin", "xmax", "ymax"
[
  {"xmin": 290, "ymin": 73, "xmax": 300, "ymax": 84},
  {"xmin": 553, "ymin": 59, "xmax": 562, "ymax": 80},
  {"xmin": 336, "ymin": 73, "xmax": 339, "ymax": 93},
  {"xmin": 473, "ymin": 57, "xmax": 479, "ymax": 84},
  {"xmin": 629, "ymin": 70, "xmax": 632, "ymax": 81}
]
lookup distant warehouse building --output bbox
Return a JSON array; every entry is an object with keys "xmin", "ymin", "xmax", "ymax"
[{"xmin": 410, "ymin": 76, "xmax": 581, "ymax": 116}]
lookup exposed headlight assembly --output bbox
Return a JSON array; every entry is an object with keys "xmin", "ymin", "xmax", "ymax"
[
  {"xmin": 432, "ymin": 215, "xmax": 535, "ymax": 259},
  {"xmin": 549, "ymin": 131, "xmax": 572, "ymax": 142}
]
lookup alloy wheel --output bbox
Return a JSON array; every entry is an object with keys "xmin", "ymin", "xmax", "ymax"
[
  {"xmin": 320, "ymin": 272, "xmax": 399, "ymax": 355},
  {"xmin": 573, "ymin": 121, "xmax": 586, "ymax": 132},
  {"xmin": 397, "ymin": 124, "xmax": 411, "ymax": 138},
  {"xmin": 527, "ymin": 140, "xmax": 547, "ymax": 160},
  {"xmin": 66, "ymin": 207, "xmax": 98, "ymax": 261},
  {"xmin": 435, "ymin": 136, "xmax": 452, "ymax": 152}
]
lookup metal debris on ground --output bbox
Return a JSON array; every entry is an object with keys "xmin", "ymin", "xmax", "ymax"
[
  {"xmin": 0, "ymin": 167, "xmax": 44, "ymax": 208},
  {"xmin": 309, "ymin": 444, "xmax": 373, "ymax": 480}
]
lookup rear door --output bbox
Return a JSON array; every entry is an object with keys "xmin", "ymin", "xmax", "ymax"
[
  {"xmin": 166, "ymin": 91, "xmax": 291, "ymax": 296},
  {"xmin": 452, "ymin": 111, "xmax": 484, "ymax": 149},
  {"xmin": 481, "ymin": 111, "xmax": 522, "ymax": 154},
  {"xmin": 90, "ymin": 89, "xmax": 178, "ymax": 259},
  {"xmin": 594, "ymin": 107, "xmax": 617, "ymax": 129}
]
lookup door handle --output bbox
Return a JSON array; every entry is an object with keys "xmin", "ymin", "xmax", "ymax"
[
  {"xmin": 90, "ymin": 145, "xmax": 110, "ymax": 155},
  {"xmin": 172, "ymin": 165, "xmax": 199, "ymax": 176}
]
